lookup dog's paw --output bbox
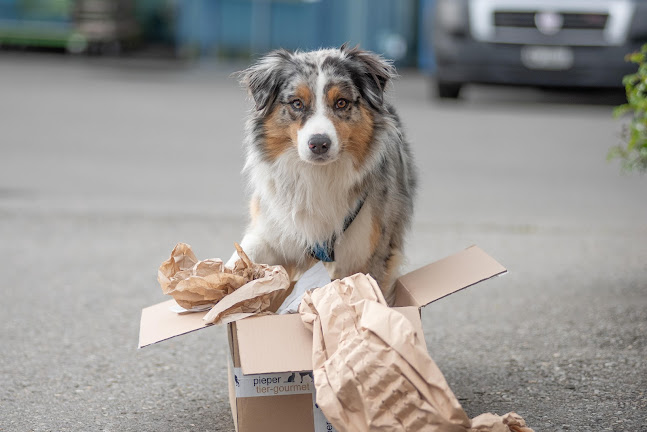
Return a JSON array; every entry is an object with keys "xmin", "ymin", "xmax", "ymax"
[{"xmin": 225, "ymin": 251, "xmax": 239, "ymax": 269}]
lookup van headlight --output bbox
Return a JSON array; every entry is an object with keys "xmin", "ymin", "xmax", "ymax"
[
  {"xmin": 435, "ymin": 0, "xmax": 469, "ymax": 35},
  {"xmin": 628, "ymin": 1, "xmax": 647, "ymax": 40}
]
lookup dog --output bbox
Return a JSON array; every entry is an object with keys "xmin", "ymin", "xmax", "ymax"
[{"xmin": 227, "ymin": 44, "xmax": 417, "ymax": 305}]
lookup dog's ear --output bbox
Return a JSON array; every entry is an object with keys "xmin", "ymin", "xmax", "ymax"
[
  {"xmin": 341, "ymin": 43, "xmax": 397, "ymax": 112},
  {"xmin": 237, "ymin": 49, "xmax": 292, "ymax": 117}
]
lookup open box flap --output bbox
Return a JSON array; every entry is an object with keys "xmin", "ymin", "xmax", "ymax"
[
  {"xmin": 138, "ymin": 299, "xmax": 213, "ymax": 348},
  {"xmin": 234, "ymin": 306, "xmax": 423, "ymax": 375},
  {"xmin": 393, "ymin": 245, "xmax": 507, "ymax": 308},
  {"xmin": 138, "ymin": 245, "xmax": 504, "ymax": 350}
]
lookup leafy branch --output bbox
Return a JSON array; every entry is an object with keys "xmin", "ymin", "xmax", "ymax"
[{"xmin": 610, "ymin": 44, "xmax": 647, "ymax": 173}]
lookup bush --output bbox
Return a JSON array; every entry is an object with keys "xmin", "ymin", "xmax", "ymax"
[{"xmin": 610, "ymin": 44, "xmax": 647, "ymax": 173}]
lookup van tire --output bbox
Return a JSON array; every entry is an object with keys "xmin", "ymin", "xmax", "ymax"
[{"xmin": 436, "ymin": 81, "xmax": 462, "ymax": 99}]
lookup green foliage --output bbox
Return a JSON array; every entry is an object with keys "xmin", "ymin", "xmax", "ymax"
[{"xmin": 610, "ymin": 44, "xmax": 647, "ymax": 173}]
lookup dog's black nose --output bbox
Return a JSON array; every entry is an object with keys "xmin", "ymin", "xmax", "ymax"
[{"xmin": 308, "ymin": 134, "xmax": 331, "ymax": 155}]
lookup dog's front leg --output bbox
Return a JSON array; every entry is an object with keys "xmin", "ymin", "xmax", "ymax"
[{"xmin": 225, "ymin": 231, "xmax": 280, "ymax": 268}]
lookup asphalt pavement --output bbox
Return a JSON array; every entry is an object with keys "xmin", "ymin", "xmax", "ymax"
[{"xmin": 1, "ymin": 53, "xmax": 646, "ymax": 431}]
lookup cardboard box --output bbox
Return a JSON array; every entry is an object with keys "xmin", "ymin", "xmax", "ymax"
[{"xmin": 139, "ymin": 245, "xmax": 507, "ymax": 432}]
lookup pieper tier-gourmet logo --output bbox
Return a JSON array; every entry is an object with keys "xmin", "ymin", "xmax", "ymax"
[
  {"xmin": 233, "ymin": 367, "xmax": 338, "ymax": 432},
  {"xmin": 233, "ymin": 368, "xmax": 315, "ymax": 398},
  {"xmin": 252, "ymin": 373, "xmax": 313, "ymax": 395}
]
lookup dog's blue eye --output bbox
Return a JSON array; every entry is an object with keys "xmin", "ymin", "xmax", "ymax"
[{"xmin": 291, "ymin": 99, "xmax": 304, "ymax": 110}]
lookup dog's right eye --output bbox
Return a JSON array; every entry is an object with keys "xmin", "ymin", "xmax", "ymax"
[{"xmin": 290, "ymin": 99, "xmax": 304, "ymax": 111}]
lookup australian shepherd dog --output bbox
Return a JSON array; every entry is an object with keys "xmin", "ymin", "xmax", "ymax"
[{"xmin": 228, "ymin": 45, "xmax": 417, "ymax": 305}]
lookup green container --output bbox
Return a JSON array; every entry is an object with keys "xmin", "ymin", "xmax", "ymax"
[{"xmin": 0, "ymin": 0, "xmax": 74, "ymax": 48}]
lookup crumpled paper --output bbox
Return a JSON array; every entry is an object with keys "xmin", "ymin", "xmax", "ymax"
[
  {"xmin": 299, "ymin": 273, "xmax": 534, "ymax": 432},
  {"xmin": 158, "ymin": 243, "xmax": 290, "ymax": 323},
  {"xmin": 158, "ymin": 243, "xmax": 247, "ymax": 309},
  {"xmin": 202, "ymin": 264, "xmax": 290, "ymax": 324}
]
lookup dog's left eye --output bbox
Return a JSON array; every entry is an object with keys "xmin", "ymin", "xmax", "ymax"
[
  {"xmin": 335, "ymin": 99, "xmax": 349, "ymax": 109},
  {"xmin": 290, "ymin": 99, "xmax": 304, "ymax": 110}
]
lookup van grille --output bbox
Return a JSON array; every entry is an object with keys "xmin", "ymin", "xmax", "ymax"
[
  {"xmin": 494, "ymin": 11, "xmax": 608, "ymax": 30},
  {"xmin": 471, "ymin": 1, "xmax": 634, "ymax": 46}
]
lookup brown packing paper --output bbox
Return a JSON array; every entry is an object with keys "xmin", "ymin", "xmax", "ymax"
[
  {"xmin": 299, "ymin": 273, "xmax": 386, "ymax": 360},
  {"xmin": 203, "ymin": 264, "xmax": 290, "ymax": 324},
  {"xmin": 299, "ymin": 274, "xmax": 469, "ymax": 431},
  {"xmin": 471, "ymin": 413, "xmax": 533, "ymax": 432},
  {"xmin": 158, "ymin": 243, "xmax": 248, "ymax": 309},
  {"xmin": 299, "ymin": 273, "xmax": 533, "ymax": 432},
  {"xmin": 158, "ymin": 243, "xmax": 290, "ymax": 323}
]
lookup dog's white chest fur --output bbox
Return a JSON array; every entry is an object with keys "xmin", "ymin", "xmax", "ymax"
[
  {"xmin": 248, "ymin": 151, "xmax": 362, "ymax": 256},
  {"xmin": 234, "ymin": 149, "xmax": 375, "ymax": 277}
]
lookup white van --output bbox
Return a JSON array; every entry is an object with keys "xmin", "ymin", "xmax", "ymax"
[{"xmin": 431, "ymin": 0, "xmax": 647, "ymax": 98}]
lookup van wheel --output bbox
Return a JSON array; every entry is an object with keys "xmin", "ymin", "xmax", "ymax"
[{"xmin": 436, "ymin": 81, "xmax": 462, "ymax": 99}]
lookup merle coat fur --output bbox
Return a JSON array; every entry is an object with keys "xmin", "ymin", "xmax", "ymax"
[{"xmin": 230, "ymin": 45, "xmax": 417, "ymax": 304}]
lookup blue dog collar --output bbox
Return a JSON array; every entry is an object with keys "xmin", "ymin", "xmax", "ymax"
[
  {"xmin": 311, "ymin": 241, "xmax": 335, "ymax": 263},
  {"xmin": 309, "ymin": 193, "xmax": 367, "ymax": 263}
]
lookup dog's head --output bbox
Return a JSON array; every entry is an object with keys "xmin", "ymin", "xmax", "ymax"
[{"xmin": 238, "ymin": 45, "xmax": 396, "ymax": 165}]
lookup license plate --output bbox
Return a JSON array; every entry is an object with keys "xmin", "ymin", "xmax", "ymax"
[{"xmin": 521, "ymin": 46, "xmax": 574, "ymax": 70}]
